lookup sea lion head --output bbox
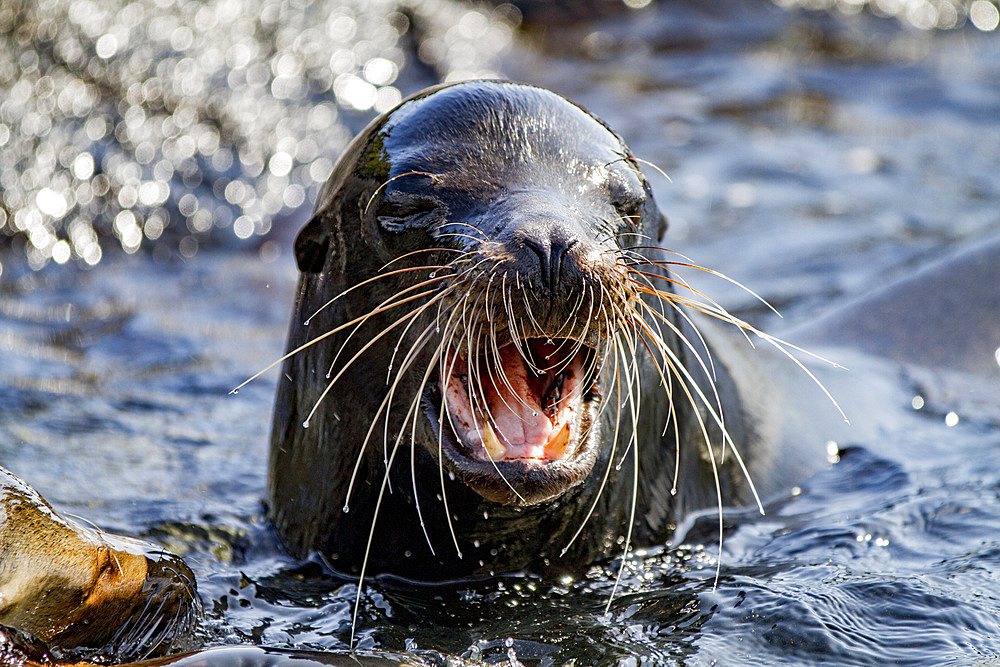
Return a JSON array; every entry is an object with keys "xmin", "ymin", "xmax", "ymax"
[
  {"xmin": 288, "ymin": 81, "xmax": 665, "ymax": 509},
  {"xmin": 0, "ymin": 467, "xmax": 200, "ymax": 662}
]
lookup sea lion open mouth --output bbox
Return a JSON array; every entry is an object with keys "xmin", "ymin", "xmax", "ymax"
[{"xmin": 431, "ymin": 337, "xmax": 602, "ymax": 505}]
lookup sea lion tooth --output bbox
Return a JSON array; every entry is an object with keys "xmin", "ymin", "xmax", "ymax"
[
  {"xmin": 545, "ymin": 422, "xmax": 571, "ymax": 460},
  {"xmin": 482, "ymin": 421, "xmax": 506, "ymax": 460}
]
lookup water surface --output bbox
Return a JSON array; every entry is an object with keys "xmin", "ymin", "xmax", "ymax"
[{"xmin": 2, "ymin": 1, "xmax": 1000, "ymax": 664}]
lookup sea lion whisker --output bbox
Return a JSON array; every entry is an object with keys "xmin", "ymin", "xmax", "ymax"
[
  {"xmin": 603, "ymin": 155, "xmax": 674, "ymax": 184},
  {"xmin": 519, "ymin": 285, "xmax": 590, "ymax": 377},
  {"xmin": 232, "ymin": 287, "xmax": 443, "ymax": 394},
  {"xmin": 620, "ymin": 268, "xmax": 675, "ymax": 366},
  {"xmin": 596, "ymin": 229, "xmax": 649, "ymax": 247},
  {"xmin": 343, "ymin": 318, "xmax": 443, "ymax": 509},
  {"xmin": 387, "ymin": 316, "xmax": 473, "ymax": 553},
  {"xmin": 438, "ymin": 220, "xmax": 492, "ymax": 242},
  {"xmin": 135, "ymin": 600, "xmax": 173, "ymax": 660},
  {"xmin": 439, "ymin": 328, "xmax": 525, "ymax": 502},
  {"xmin": 304, "ymin": 263, "xmax": 456, "ymax": 326},
  {"xmin": 629, "ymin": 279, "xmax": 757, "ymax": 352},
  {"xmin": 349, "ymin": 375, "xmax": 423, "ymax": 649},
  {"xmin": 605, "ymin": 330, "xmax": 643, "ymax": 615},
  {"xmin": 428, "ymin": 257, "xmax": 494, "ymax": 332},
  {"xmin": 364, "ymin": 170, "xmax": 441, "ymax": 215},
  {"xmin": 613, "ymin": 285, "xmax": 751, "ymax": 510},
  {"xmin": 302, "ymin": 289, "xmax": 455, "ymax": 431},
  {"xmin": 476, "ymin": 333, "xmax": 530, "ymax": 502},
  {"xmin": 386, "ymin": 286, "xmax": 461, "ymax": 383},
  {"xmin": 498, "ymin": 276, "xmax": 535, "ymax": 373},
  {"xmin": 630, "ymin": 314, "xmax": 699, "ymax": 492},
  {"xmin": 542, "ymin": 283, "xmax": 596, "ymax": 380},
  {"xmin": 591, "ymin": 301, "xmax": 622, "ymax": 425},
  {"xmin": 747, "ymin": 327, "xmax": 851, "ymax": 424},
  {"xmin": 626, "ymin": 284, "xmax": 727, "ymax": 418},
  {"xmin": 522, "ymin": 287, "xmax": 546, "ymax": 340},
  {"xmin": 438, "ymin": 321, "xmax": 480, "ymax": 546},
  {"xmin": 644, "ymin": 325, "xmax": 730, "ymax": 586},
  {"xmin": 115, "ymin": 586, "xmax": 169, "ymax": 658},
  {"xmin": 433, "ymin": 284, "xmax": 509, "ymax": 544},
  {"xmin": 631, "ymin": 291, "xmax": 733, "ymax": 458},
  {"xmin": 325, "ymin": 279, "xmax": 458, "ymax": 384},
  {"xmin": 629, "ymin": 299, "xmax": 757, "ymax": 507},
  {"xmin": 630, "ymin": 249, "xmax": 781, "ymax": 318},
  {"xmin": 637, "ymin": 282, "xmax": 848, "ymax": 419},
  {"xmin": 473, "ymin": 332, "xmax": 533, "ymax": 498},
  {"xmin": 65, "ymin": 512, "xmax": 128, "ymax": 576},
  {"xmin": 649, "ymin": 316, "xmax": 765, "ymax": 518},
  {"xmin": 378, "ymin": 246, "xmax": 470, "ymax": 273},
  {"xmin": 438, "ymin": 231, "xmax": 497, "ymax": 246},
  {"xmin": 484, "ymin": 317, "xmax": 539, "ymax": 419},
  {"xmin": 483, "ymin": 307, "xmax": 572, "ymax": 435},
  {"xmin": 461, "ymin": 291, "xmax": 491, "ymax": 418},
  {"xmin": 627, "ymin": 295, "xmax": 698, "ymax": 468},
  {"xmin": 623, "ymin": 259, "xmax": 756, "ymax": 341},
  {"xmin": 613, "ymin": 230, "xmax": 654, "ymax": 244},
  {"xmin": 505, "ymin": 279, "xmax": 540, "ymax": 375},
  {"xmin": 608, "ymin": 317, "xmax": 643, "ymax": 466},
  {"xmin": 561, "ymin": 332, "xmax": 626, "ymax": 555},
  {"xmin": 574, "ymin": 283, "xmax": 598, "ymax": 371},
  {"xmin": 405, "ymin": 357, "xmax": 444, "ymax": 559},
  {"xmin": 553, "ymin": 285, "xmax": 587, "ymax": 338}
]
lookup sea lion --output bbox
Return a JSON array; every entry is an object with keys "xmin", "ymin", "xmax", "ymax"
[
  {"xmin": 0, "ymin": 465, "xmax": 200, "ymax": 663},
  {"xmin": 265, "ymin": 80, "xmax": 847, "ymax": 583}
]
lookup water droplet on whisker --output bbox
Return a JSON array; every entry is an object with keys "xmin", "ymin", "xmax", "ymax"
[{"xmin": 302, "ymin": 420, "xmax": 310, "ymax": 428}]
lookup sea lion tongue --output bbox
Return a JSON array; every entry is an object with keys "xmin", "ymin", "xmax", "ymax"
[{"xmin": 444, "ymin": 339, "xmax": 584, "ymax": 462}]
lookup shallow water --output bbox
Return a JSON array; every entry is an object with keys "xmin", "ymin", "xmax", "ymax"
[{"xmin": 2, "ymin": 1, "xmax": 1000, "ymax": 665}]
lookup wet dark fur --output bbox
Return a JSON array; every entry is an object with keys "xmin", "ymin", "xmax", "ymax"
[{"xmin": 268, "ymin": 81, "xmax": 760, "ymax": 581}]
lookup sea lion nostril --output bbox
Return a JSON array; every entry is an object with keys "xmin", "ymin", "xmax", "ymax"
[{"xmin": 523, "ymin": 234, "xmax": 579, "ymax": 288}]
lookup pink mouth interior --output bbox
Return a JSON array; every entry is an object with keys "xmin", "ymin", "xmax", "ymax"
[{"xmin": 442, "ymin": 339, "xmax": 586, "ymax": 462}]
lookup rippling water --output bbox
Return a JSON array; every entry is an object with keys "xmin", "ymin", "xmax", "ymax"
[{"xmin": 2, "ymin": 1, "xmax": 1000, "ymax": 665}]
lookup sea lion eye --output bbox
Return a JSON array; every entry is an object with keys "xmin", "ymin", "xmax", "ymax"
[
  {"xmin": 376, "ymin": 192, "xmax": 444, "ymax": 232},
  {"xmin": 607, "ymin": 173, "xmax": 645, "ymax": 229}
]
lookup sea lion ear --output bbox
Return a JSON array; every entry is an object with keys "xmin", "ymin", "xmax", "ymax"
[
  {"xmin": 657, "ymin": 210, "xmax": 669, "ymax": 241},
  {"xmin": 294, "ymin": 214, "xmax": 331, "ymax": 273}
]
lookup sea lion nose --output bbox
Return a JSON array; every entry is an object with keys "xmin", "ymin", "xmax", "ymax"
[{"xmin": 521, "ymin": 232, "xmax": 580, "ymax": 289}]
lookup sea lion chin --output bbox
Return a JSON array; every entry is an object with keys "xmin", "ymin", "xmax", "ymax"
[{"xmin": 267, "ymin": 80, "xmax": 763, "ymax": 582}]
